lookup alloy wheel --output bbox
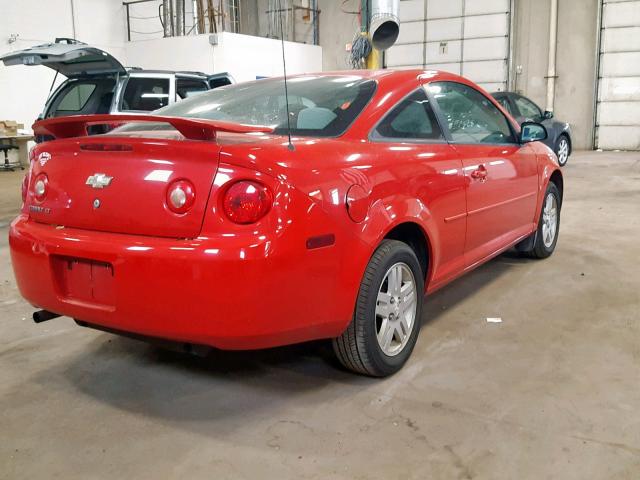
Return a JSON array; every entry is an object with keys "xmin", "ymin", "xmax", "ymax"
[
  {"xmin": 557, "ymin": 138, "xmax": 569, "ymax": 165},
  {"xmin": 542, "ymin": 193, "xmax": 558, "ymax": 248},
  {"xmin": 375, "ymin": 262, "xmax": 417, "ymax": 356}
]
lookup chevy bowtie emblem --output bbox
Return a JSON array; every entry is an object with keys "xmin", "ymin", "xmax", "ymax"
[{"xmin": 86, "ymin": 173, "xmax": 113, "ymax": 189}]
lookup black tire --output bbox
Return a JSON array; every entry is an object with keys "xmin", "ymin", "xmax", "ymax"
[
  {"xmin": 554, "ymin": 134, "xmax": 570, "ymax": 166},
  {"xmin": 333, "ymin": 239, "xmax": 424, "ymax": 377},
  {"xmin": 517, "ymin": 182, "xmax": 561, "ymax": 259}
]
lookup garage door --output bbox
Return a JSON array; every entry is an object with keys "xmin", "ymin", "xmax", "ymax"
[
  {"xmin": 596, "ymin": 0, "xmax": 640, "ymax": 150},
  {"xmin": 386, "ymin": 0, "xmax": 511, "ymax": 92}
]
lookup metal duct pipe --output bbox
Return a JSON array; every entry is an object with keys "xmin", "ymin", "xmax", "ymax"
[
  {"xmin": 546, "ymin": 0, "xmax": 559, "ymax": 112},
  {"xmin": 370, "ymin": 0, "xmax": 400, "ymax": 51}
]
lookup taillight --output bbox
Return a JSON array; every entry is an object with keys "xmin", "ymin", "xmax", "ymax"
[
  {"xmin": 33, "ymin": 173, "xmax": 48, "ymax": 202},
  {"xmin": 166, "ymin": 179, "xmax": 195, "ymax": 214},
  {"xmin": 222, "ymin": 180, "xmax": 272, "ymax": 224},
  {"xmin": 21, "ymin": 174, "xmax": 29, "ymax": 203}
]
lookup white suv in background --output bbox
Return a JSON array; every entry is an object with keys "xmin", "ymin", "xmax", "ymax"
[{"xmin": 1, "ymin": 38, "xmax": 234, "ymax": 138}]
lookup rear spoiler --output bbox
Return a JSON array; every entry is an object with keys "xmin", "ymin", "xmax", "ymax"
[{"xmin": 33, "ymin": 114, "xmax": 273, "ymax": 141}]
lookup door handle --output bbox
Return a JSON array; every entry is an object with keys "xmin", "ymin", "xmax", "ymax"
[{"xmin": 470, "ymin": 165, "xmax": 488, "ymax": 181}]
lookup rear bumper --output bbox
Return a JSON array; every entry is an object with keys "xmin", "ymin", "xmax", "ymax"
[{"xmin": 9, "ymin": 215, "xmax": 357, "ymax": 349}]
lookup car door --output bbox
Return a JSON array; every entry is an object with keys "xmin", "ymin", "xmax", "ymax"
[
  {"xmin": 427, "ymin": 81, "xmax": 539, "ymax": 269},
  {"xmin": 371, "ymin": 88, "xmax": 466, "ymax": 289}
]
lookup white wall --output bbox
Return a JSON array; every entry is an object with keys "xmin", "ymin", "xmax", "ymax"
[
  {"xmin": 125, "ymin": 32, "xmax": 322, "ymax": 82},
  {"xmin": 0, "ymin": 0, "xmax": 126, "ymax": 129},
  {"xmin": 0, "ymin": 3, "xmax": 321, "ymax": 135}
]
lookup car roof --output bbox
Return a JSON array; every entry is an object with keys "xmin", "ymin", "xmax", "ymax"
[
  {"xmin": 279, "ymin": 69, "xmax": 482, "ymax": 90},
  {"xmin": 125, "ymin": 68, "xmax": 214, "ymax": 77}
]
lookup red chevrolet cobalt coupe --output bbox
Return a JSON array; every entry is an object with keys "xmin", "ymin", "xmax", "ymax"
[{"xmin": 10, "ymin": 70, "xmax": 562, "ymax": 376}]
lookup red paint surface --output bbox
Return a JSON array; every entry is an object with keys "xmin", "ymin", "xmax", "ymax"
[{"xmin": 10, "ymin": 70, "xmax": 561, "ymax": 349}]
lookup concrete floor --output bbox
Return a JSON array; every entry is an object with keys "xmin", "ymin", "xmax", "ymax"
[{"xmin": 1, "ymin": 151, "xmax": 639, "ymax": 479}]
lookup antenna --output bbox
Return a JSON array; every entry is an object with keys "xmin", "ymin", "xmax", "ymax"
[{"xmin": 277, "ymin": 0, "xmax": 295, "ymax": 151}]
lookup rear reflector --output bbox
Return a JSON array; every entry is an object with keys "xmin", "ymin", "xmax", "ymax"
[
  {"xmin": 80, "ymin": 144, "xmax": 133, "ymax": 152},
  {"xmin": 33, "ymin": 173, "xmax": 48, "ymax": 202},
  {"xmin": 166, "ymin": 179, "xmax": 196, "ymax": 214}
]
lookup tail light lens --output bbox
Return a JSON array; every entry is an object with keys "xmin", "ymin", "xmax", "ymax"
[
  {"xmin": 223, "ymin": 181, "xmax": 272, "ymax": 224},
  {"xmin": 33, "ymin": 173, "xmax": 48, "ymax": 202},
  {"xmin": 166, "ymin": 179, "xmax": 196, "ymax": 214},
  {"xmin": 21, "ymin": 174, "xmax": 29, "ymax": 203}
]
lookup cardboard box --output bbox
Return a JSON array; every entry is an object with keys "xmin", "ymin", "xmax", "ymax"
[{"xmin": 0, "ymin": 120, "xmax": 25, "ymax": 136}]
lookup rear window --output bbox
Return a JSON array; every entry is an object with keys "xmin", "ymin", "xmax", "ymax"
[
  {"xmin": 122, "ymin": 77, "xmax": 170, "ymax": 111},
  {"xmin": 149, "ymin": 75, "xmax": 377, "ymax": 137},
  {"xmin": 56, "ymin": 83, "xmax": 96, "ymax": 112}
]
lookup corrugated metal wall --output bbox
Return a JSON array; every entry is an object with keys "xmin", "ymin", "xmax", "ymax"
[
  {"xmin": 385, "ymin": 0, "xmax": 511, "ymax": 92},
  {"xmin": 596, "ymin": 0, "xmax": 640, "ymax": 150}
]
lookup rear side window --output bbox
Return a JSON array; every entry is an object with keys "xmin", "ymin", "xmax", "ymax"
[
  {"xmin": 122, "ymin": 77, "xmax": 170, "ymax": 111},
  {"xmin": 176, "ymin": 77, "xmax": 208, "ymax": 99},
  {"xmin": 208, "ymin": 76, "xmax": 233, "ymax": 89},
  {"xmin": 56, "ymin": 84, "xmax": 97, "ymax": 112},
  {"xmin": 373, "ymin": 89, "xmax": 443, "ymax": 140},
  {"xmin": 428, "ymin": 82, "xmax": 516, "ymax": 144}
]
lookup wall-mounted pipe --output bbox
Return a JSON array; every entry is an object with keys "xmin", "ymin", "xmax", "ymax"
[
  {"xmin": 369, "ymin": 0, "xmax": 400, "ymax": 51},
  {"xmin": 69, "ymin": 0, "xmax": 77, "ymax": 39},
  {"xmin": 546, "ymin": 0, "xmax": 559, "ymax": 112}
]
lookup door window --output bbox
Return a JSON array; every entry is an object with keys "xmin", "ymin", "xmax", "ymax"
[
  {"xmin": 122, "ymin": 77, "xmax": 170, "ymax": 111},
  {"xmin": 373, "ymin": 89, "xmax": 443, "ymax": 140},
  {"xmin": 176, "ymin": 77, "xmax": 209, "ymax": 99},
  {"xmin": 428, "ymin": 82, "xmax": 516, "ymax": 144},
  {"xmin": 514, "ymin": 96, "xmax": 543, "ymax": 121}
]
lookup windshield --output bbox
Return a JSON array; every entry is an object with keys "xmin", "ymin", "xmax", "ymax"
[{"xmin": 152, "ymin": 75, "xmax": 376, "ymax": 137}]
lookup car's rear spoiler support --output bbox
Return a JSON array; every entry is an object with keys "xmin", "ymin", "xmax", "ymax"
[{"xmin": 33, "ymin": 114, "xmax": 273, "ymax": 141}]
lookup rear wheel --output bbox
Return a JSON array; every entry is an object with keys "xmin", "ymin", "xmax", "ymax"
[
  {"xmin": 555, "ymin": 135, "xmax": 570, "ymax": 166},
  {"xmin": 517, "ymin": 182, "xmax": 561, "ymax": 259},
  {"xmin": 333, "ymin": 240, "xmax": 424, "ymax": 377}
]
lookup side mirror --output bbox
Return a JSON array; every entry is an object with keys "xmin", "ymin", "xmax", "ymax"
[
  {"xmin": 543, "ymin": 110, "xmax": 554, "ymax": 120},
  {"xmin": 520, "ymin": 122, "xmax": 548, "ymax": 143}
]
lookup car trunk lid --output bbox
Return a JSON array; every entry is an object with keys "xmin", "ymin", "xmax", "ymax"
[
  {"xmin": 26, "ymin": 115, "xmax": 272, "ymax": 238},
  {"xmin": 27, "ymin": 137, "xmax": 220, "ymax": 238}
]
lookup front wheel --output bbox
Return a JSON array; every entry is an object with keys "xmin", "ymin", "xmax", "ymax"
[
  {"xmin": 555, "ymin": 135, "xmax": 570, "ymax": 166},
  {"xmin": 517, "ymin": 183, "xmax": 561, "ymax": 259},
  {"xmin": 333, "ymin": 240, "xmax": 424, "ymax": 377}
]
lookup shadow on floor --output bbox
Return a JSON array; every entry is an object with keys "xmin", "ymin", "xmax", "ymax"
[{"xmin": 37, "ymin": 249, "xmax": 526, "ymax": 426}]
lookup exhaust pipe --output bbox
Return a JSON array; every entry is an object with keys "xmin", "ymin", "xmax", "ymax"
[{"xmin": 33, "ymin": 310, "xmax": 61, "ymax": 323}]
